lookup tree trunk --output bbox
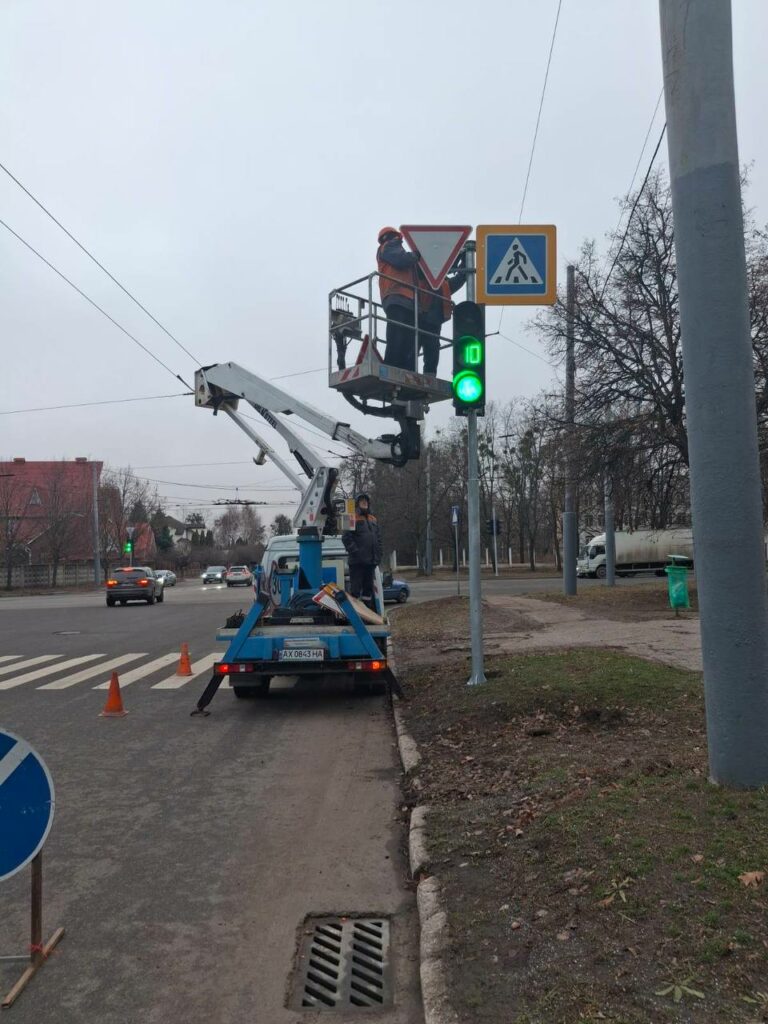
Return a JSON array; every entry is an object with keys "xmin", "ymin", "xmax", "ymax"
[
  {"xmin": 528, "ymin": 536, "xmax": 537, "ymax": 572},
  {"xmin": 51, "ymin": 559, "xmax": 59, "ymax": 587}
]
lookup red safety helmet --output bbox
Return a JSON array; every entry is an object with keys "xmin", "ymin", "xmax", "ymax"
[{"xmin": 377, "ymin": 226, "xmax": 402, "ymax": 243}]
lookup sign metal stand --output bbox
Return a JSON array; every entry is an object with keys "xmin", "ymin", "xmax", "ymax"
[{"xmin": 1, "ymin": 852, "xmax": 65, "ymax": 1008}]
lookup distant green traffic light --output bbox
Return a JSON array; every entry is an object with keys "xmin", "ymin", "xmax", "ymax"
[
  {"xmin": 452, "ymin": 301, "xmax": 486, "ymax": 416},
  {"xmin": 123, "ymin": 540, "xmax": 133, "ymax": 554}
]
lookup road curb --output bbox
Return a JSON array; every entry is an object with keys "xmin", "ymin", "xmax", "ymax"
[
  {"xmin": 417, "ymin": 877, "xmax": 459, "ymax": 1024},
  {"xmin": 388, "ymin": 642, "xmax": 457, "ymax": 1024}
]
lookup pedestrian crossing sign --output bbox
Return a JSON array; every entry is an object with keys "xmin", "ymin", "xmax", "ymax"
[{"xmin": 476, "ymin": 224, "xmax": 557, "ymax": 305}]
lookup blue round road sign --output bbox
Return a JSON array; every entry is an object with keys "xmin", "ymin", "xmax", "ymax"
[{"xmin": 0, "ymin": 730, "xmax": 55, "ymax": 882}]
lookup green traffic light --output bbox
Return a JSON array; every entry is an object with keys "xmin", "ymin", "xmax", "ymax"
[{"xmin": 453, "ymin": 370, "xmax": 484, "ymax": 404}]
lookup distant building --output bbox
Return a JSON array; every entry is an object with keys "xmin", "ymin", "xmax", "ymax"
[{"xmin": 0, "ymin": 457, "xmax": 101, "ymax": 562}]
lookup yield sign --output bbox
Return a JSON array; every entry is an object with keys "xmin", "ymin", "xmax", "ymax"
[{"xmin": 399, "ymin": 224, "xmax": 472, "ymax": 289}]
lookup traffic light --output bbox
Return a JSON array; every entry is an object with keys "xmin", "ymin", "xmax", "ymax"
[
  {"xmin": 123, "ymin": 539, "xmax": 133, "ymax": 555},
  {"xmin": 452, "ymin": 300, "xmax": 486, "ymax": 416},
  {"xmin": 487, "ymin": 518, "xmax": 504, "ymax": 536}
]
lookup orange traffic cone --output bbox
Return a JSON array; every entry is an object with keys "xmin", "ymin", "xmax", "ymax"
[
  {"xmin": 99, "ymin": 671, "xmax": 128, "ymax": 717},
  {"xmin": 176, "ymin": 642, "xmax": 193, "ymax": 677}
]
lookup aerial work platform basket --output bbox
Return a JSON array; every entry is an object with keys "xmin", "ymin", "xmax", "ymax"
[{"xmin": 328, "ymin": 272, "xmax": 453, "ymax": 407}]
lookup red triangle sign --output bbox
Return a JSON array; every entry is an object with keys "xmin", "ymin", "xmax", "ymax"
[{"xmin": 400, "ymin": 224, "xmax": 472, "ymax": 289}]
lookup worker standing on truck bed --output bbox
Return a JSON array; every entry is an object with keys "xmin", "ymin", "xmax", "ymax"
[{"xmin": 342, "ymin": 493, "xmax": 382, "ymax": 607}]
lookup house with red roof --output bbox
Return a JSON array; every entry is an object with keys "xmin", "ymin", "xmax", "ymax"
[{"xmin": 0, "ymin": 458, "xmax": 104, "ymax": 586}]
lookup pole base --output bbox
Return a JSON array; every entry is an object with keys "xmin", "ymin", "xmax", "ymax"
[
  {"xmin": 466, "ymin": 673, "xmax": 487, "ymax": 686},
  {"xmin": 2, "ymin": 927, "xmax": 65, "ymax": 1008}
]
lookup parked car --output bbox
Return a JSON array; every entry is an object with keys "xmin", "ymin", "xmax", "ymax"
[
  {"xmin": 225, "ymin": 565, "xmax": 253, "ymax": 587},
  {"xmin": 201, "ymin": 565, "xmax": 228, "ymax": 584},
  {"xmin": 155, "ymin": 569, "xmax": 177, "ymax": 586},
  {"xmin": 106, "ymin": 566, "xmax": 165, "ymax": 606},
  {"xmin": 382, "ymin": 572, "xmax": 409, "ymax": 603}
]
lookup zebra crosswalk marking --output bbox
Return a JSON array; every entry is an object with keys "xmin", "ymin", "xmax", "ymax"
[
  {"xmin": 152, "ymin": 652, "xmax": 219, "ymax": 690},
  {"xmin": 93, "ymin": 652, "xmax": 179, "ymax": 689},
  {"xmin": 38, "ymin": 653, "xmax": 148, "ymax": 691},
  {"xmin": 0, "ymin": 655, "xmax": 23, "ymax": 665},
  {"xmin": 0, "ymin": 654, "xmax": 105, "ymax": 691},
  {"xmin": 0, "ymin": 655, "xmax": 58, "ymax": 679}
]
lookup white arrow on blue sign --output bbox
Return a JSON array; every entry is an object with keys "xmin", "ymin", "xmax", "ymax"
[
  {"xmin": 0, "ymin": 730, "xmax": 55, "ymax": 882},
  {"xmin": 451, "ymin": 505, "xmax": 460, "ymax": 527}
]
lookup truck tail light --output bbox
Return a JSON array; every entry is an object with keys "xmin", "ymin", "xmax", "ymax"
[
  {"xmin": 215, "ymin": 662, "xmax": 256, "ymax": 675},
  {"xmin": 346, "ymin": 660, "xmax": 386, "ymax": 672}
]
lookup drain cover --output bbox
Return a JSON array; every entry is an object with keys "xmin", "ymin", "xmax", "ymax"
[{"xmin": 293, "ymin": 916, "xmax": 392, "ymax": 1011}]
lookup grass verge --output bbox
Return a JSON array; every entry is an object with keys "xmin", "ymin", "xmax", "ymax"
[
  {"xmin": 534, "ymin": 579, "xmax": 699, "ymax": 620},
  {"xmin": 400, "ymin": 645, "xmax": 768, "ymax": 1023}
]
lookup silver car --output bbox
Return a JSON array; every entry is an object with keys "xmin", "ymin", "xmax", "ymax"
[{"xmin": 156, "ymin": 570, "xmax": 177, "ymax": 586}]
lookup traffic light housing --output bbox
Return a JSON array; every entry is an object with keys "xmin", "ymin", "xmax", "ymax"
[
  {"xmin": 123, "ymin": 539, "xmax": 133, "ymax": 555},
  {"xmin": 452, "ymin": 300, "xmax": 486, "ymax": 416}
]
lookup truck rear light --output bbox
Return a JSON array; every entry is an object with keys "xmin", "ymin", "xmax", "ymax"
[
  {"xmin": 214, "ymin": 662, "xmax": 256, "ymax": 675},
  {"xmin": 347, "ymin": 660, "xmax": 386, "ymax": 672}
]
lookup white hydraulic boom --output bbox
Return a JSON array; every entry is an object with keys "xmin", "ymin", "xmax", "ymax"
[{"xmin": 195, "ymin": 362, "xmax": 401, "ymax": 533}]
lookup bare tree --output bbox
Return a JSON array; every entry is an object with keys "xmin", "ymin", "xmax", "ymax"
[
  {"xmin": 40, "ymin": 460, "xmax": 86, "ymax": 586},
  {"xmin": 0, "ymin": 471, "xmax": 32, "ymax": 589}
]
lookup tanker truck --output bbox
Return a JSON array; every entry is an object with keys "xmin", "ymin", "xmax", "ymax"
[{"xmin": 577, "ymin": 528, "xmax": 694, "ymax": 579}]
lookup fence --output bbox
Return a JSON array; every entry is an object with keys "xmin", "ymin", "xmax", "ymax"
[{"xmin": 1, "ymin": 562, "xmax": 97, "ymax": 589}]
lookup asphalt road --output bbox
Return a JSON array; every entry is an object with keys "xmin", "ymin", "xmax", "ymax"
[{"xmin": 0, "ymin": 581, "xmax": 422, "ymax": 1024}]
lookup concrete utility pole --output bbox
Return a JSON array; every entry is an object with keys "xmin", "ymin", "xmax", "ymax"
[
  {"xmin": 660, "ymin": 0, "xmax": 768, "ymax": 787},
  {"xmin": 603, "ymin": 471, "xmax": 616, "ymax": 586},
  {"xmin": 91, "ymin": 461, "xmax": 102, "ymax": 584},
  {"xmin": 425, "ymin": 444, "xmax": 433, "ymax": 576},
  {"xmin": 465, "ymin": 241, "xmax": 486, "ymax": 685},
  {"xmin": 562, "ymin": 264, "xmax": 578, "ymax": 595}
]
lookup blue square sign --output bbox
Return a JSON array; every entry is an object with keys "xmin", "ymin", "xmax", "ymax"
[{"xmin": 476, "ymin": 224, "xmax": 557, "ymax": 305}]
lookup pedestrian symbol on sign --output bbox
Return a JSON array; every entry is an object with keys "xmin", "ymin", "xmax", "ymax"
[{"xmin": 491, "ymin": 238, "xmax": 542, "ymax": 285}]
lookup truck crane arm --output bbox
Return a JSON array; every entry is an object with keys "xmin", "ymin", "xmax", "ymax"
[{"xmin": 195, "ymin": 362, "xmax": 400, "ymax": 533}]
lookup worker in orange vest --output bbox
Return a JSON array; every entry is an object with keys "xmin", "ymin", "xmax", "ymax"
[
  {"xmin": 416, "ymin": 261, "xmax": 466, "ymax": 376},
  {"xmin": 376, "ymin": 226, "xmax": 421, "ymax": 370}
]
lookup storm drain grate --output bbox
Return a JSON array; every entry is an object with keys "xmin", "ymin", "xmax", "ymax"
[{"xmin": 293, "ymin": 916, "xmax": 392, "ymax": 1011}]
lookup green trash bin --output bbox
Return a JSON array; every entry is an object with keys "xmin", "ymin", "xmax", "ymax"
[{"xmin": 665, "ymin": 564, "xmax": 690, "ymax": 610}]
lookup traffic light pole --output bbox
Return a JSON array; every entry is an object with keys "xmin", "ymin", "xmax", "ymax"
[{"xmin": 465, "ymin": 241, "xmax": 486, "ymax": 685}]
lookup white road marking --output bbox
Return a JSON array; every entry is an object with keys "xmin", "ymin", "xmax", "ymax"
[
  {"xmin": 38, "ymin": 653, "xmax": 148, "ymax": 690},
  {"xmin": 0, "ymin": 655, "xmax": 23, "ymax": 665},
  {"xmin": 0, "ymin": 738, "xmax": 31, "ymax": 787},
  {"xmin": 152, "ymin": 652, "xmax": 219, "ymax": 689},
  {"xmin": 93, "ymin": 652, "xmax": 179, "ymax": 689},
  {"xmin": 0, "ymin": 655, "xmax": 59, "ymax": 679},
  {"xmin": 0, "ymin": 654, "xmax": 104, "ymax": 691}
]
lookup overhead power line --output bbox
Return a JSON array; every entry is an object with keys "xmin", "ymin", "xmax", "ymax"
[
  {"xmin": 0, "ymin": 217, "xmax": 192, "ymax": 389},
  {"xmin": 598, "ymin": 122, "xmax": 667, "ymax": 303},
  {"xmin": 0, "ymin": 160, "xmax": 201, "ymax": 366},
  {"xmin": 0, "ymin": 392, "xmax": 191, "ymax": 415},
  {"xmin": 518, "ymin": 0, "xmax": 563, "ymax": 222}
]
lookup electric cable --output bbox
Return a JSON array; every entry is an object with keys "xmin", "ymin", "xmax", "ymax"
[
  {"xmin": 499, "ymin": 0, "xmax": 563, "ymax": 332},
  {"xmin": 0, "ymin": 160, "xmax": 201, "ymax": 366},
  {"xmin": 0, "ymin": 217, "xmax": 193, "ymax": 389},
  {"xmin": 597, "ymin": 123, "xmax": 667, "ymax": 303},
  {"xmin": 518, "ymin": 0, "xmax": 563, "ymax": 222},
  {"xmin": 0, "ymin": 392, "xmax": 191, "ymax": 415}
]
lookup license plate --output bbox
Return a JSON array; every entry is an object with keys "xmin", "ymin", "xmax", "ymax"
[{"xmin": 278, "ymin": 648, "xmax": 325, "ymax": 662}]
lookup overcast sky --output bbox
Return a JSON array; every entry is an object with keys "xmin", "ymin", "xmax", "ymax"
[{"xmin": 2, "ymin": 0, "xmax": 767, "ymax": 525}]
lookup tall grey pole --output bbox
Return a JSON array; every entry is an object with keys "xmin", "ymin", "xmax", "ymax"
[
  {"xmin": 425, "ymin": 444, "xmax": 433, "ymax": 576},
  {"xmin": 660, "ymin": 0, "xmax": 768, "ymax": 787},
  {"xmin": 562, "ymin": 265, "xmax": 577, "ymax": 595},
  {"xmin": 492, "ymin": 501, "xmax": 499, "ymax": 577},
  {"xmin": 465, "ymin": 241, "xmax": 486, "ymax": 685},
  {"xmin": 603, "ymin": 471, "xmax": 615, "ymax": 586},
  {"xmin": 91, "ymin": 461, "xmax": 102, "ymax": 584}
]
